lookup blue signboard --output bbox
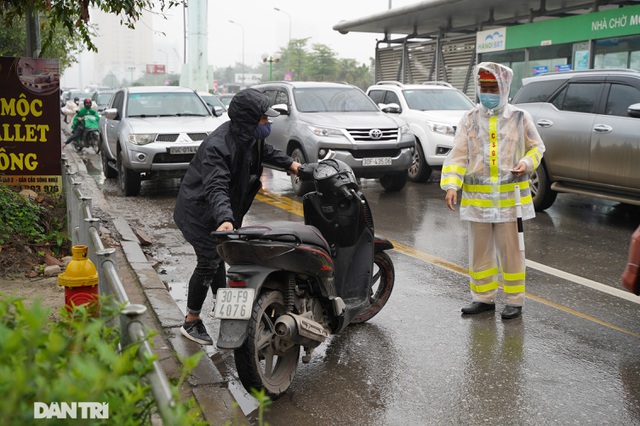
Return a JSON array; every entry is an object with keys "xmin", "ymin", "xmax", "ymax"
[
  {"xmin": 555, "ymin": 64, "xmax": 572, "ymax": 72},
  {"xmin": 533, "ymin": 66, "xmax": 548, "ymax": 76}
]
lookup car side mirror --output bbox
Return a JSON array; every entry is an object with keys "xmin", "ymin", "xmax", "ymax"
[
  {"xmin": 628, "ymin": 103, "xmax": 640, "ymax": 118},
  {"xmin": 380, "ymin": 103, "xmax": 401, "ymax": 114},
  {"xmin": 102, "ymin": 108, "xmax": 118, "ymax": 120},
  {"xmin": 207, "ymin": 103, "xmax": 224, "ymax": 117},
  {"xmin": 273, "ymin": 103, "xmax": 289, "ymax": 115}
]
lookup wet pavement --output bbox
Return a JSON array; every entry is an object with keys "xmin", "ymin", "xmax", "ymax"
[{"xmin": 75, "ymin": 147, "xmax": 640, "ymax": 425}]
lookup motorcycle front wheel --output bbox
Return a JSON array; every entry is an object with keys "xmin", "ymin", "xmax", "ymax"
[
  {"xmin": 351, "ymin": 251, "xmax": 395, "ymax": 324},
  {"xmin": 234, "ymin": 290, "xmax": 300, "ymax": 399}
]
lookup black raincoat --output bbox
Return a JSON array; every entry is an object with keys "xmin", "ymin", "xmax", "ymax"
[{"xmin": 173, "ymin": 89, "xmax": 293, "ymax": 258}]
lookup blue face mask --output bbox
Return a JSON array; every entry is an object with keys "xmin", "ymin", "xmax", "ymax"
[
  {"xmin": 253, "ymin": 122, "xmax": 272, "ymax": 140},
  {"xmin": 479, "ymin": 93, "xmax": 501, "ymax": 109}
]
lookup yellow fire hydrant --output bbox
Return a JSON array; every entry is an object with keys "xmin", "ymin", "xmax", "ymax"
[{"xmin": 58, "ymin": 245, "xmax": 99, "ymax": 313}]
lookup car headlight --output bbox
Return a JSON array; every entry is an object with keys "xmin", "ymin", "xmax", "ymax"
[
  {"xmin": 128, "ymin": 134, "xmax": 156, "ymax": 145},
  {"xmin": 307, "ymin": 125, "xmax": 343, "ymax": 137},
  {"xmin": 426, "ymin": 121, "xmax": 455, "ymax": 136}
]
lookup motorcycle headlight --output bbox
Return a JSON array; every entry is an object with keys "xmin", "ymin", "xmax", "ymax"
[
  {"xmin": 307, "ymin": 125, "xmax": 343, "ymax": 138},
  {"xmin": 426, "ymin": 121, "xmax": 455, "ymax": 136},
  {"xmin": 128, "ymin": 134, "xmax": 156, "ymax": 145}
]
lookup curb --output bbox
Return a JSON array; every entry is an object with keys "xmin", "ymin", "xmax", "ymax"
[{"xmin": 65, "ymin": 150, "xmax": 247, "ymax": 424}]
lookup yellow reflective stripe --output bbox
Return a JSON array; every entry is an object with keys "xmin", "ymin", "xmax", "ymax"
[
  {"xmin": 470, "ymin": 281, "xmax": 499, "ymax": 293},
  {"xmin": 489, "ymin": 116, "xmax": 499, "ymax": 184},
  {"xmin": 503, "ymin": 284, "xmax": 526, "ymax": 294},
  {"xmin": 442, "ymin": 164, "xmax": 467, "ymax": 175},
  {"xmin": 461, "ymin": 195, "xmax": 532, "ymax": 208},
  {"xmin": 469, "ymin": 267, "xmax": 499, "ymax": 280},
  {"xmin": 503, "ymin": 271, "xmax": 526, "ymax": 281},
  {"xmin": 525, "ymin": 147, "xmax": 542, "ymax": 169},
  {"xmin": 441, "ymin": 176, "xmax": 463, "ymax": 187},
  {"xmin": 463, "ymin": 181, "xmax": 530, "ymax": 193}
]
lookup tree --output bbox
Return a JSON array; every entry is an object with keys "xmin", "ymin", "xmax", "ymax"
[
  {"xmin": 212, "ymin": 37, "xmax": 374, "ymax": 89},
  {"xmin": 0, "ymin": 0, "xmax": 180, "ymax": 54},
  {"xmin": 0, "ymin": 13, "xmax": 82, "ymax": 70}
]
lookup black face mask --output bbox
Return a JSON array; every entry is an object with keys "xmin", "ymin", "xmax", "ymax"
[{"xmin": 253, "ymin": 122, "xmax": 272, "ymax": 140}]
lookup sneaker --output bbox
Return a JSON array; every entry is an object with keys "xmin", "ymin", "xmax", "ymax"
[{"xmin": 180, "ymin": 319, "xmax": 213, "ymax": 345}]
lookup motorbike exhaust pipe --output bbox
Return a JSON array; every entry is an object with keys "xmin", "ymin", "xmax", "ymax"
[{"xmin": 275, "ymin": 313, "xmax": 329, "ymax": 348}]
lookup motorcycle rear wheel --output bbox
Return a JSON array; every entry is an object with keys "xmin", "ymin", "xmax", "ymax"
[
  {"xmin": 351, "ymin": 251, "xmax": 395, "ymax": 324},
  {"xmin": 234, "ymin": 290, "xmax": 300, "ymax": 399},
  {"xmin": 88, "ymin": 131, "xmax": 100, "ymax": 154}
]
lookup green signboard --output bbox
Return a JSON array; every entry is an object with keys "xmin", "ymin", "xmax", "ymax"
[{"xmin": 506, "ymin": 4, "xmax": 640, "ymax": 49}]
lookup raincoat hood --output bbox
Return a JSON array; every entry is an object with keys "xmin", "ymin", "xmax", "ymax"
[
  {"xmin": 227, "ymin": 88, "xmax": 273, "ymax": 142},
  {"xmin": 474, "ymin": 62, "xmax": 513, "ymax": 113}
]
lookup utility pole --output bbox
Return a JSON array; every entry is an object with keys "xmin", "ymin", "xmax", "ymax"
[{"xmin": 25, "ymin": 6, "xmax": 41, "ymax": 57}]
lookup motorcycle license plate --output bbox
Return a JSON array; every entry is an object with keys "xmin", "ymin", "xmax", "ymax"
[
  {"xmin": 362, "ymin": 157, "xmax": 392, "ymax": 166},
  {"xmin": 169, "ymin": 145, "xmax": 198, "ymax": 154},
  {"xmin": 214, "ymin": 288, "xmax": 255, "ymax": 320}
]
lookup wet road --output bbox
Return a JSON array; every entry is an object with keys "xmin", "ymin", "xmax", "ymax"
[{"xmin": 77, "ymin": 148, "xmax": 640, "ymax": 425}]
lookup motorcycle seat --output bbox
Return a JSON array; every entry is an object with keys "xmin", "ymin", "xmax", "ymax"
[{"xmin": 240, "ymin": 221, "xmax": 330, "ymax": 252}]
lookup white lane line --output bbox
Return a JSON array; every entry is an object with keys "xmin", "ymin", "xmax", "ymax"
[{"xmin": 526, "ymin": 259, "xmax": 640, "ymax": 304}]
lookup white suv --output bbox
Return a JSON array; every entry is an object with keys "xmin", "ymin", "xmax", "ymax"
[{"xmin": 366, "ymin": 81, "xmax": 474, "ymax": 182}]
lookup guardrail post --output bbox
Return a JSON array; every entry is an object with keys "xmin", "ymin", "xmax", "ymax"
[
  {"xmin": 95, "ymin": 247, "xmax": 116, "ymax": 299},
  {"xmin": 76, "ymin": 196, "xmax": 92, "ymax": 246}
]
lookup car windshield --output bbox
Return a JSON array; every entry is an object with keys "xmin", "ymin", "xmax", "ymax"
[
  {"xmin": 126, "ymin": 92, "xmax": 210, "ymax": 117},
  {"xmin": 403, "ymin": 89, "xmax": 474, "ymax": 111},
  {"xmin": 96, "ymin": 93, "xmax": 113, "ymax": 105},
  {"xmin": 293, "ymin": 87, "xmax": 379, "ymax": 113}
]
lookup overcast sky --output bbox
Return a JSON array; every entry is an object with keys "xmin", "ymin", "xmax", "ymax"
[
  {"xmin": 61, "ymin": 0, "xmax": 418, "ymax": 88},
  {"xmin": 153, "ymin": 0, "xmax": 416, "ymax": 69}
]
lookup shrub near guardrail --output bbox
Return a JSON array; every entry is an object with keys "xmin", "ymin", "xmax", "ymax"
[{"xmin": 0, "ymin": 295, "xmax": 206, "ymax": 426}]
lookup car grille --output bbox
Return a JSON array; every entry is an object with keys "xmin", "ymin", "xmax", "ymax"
[
  {"xmin": 346, "ymin": 128, "xmax": 398, "ymax": 142},
  {"xmin": 349, "ymin": 149, "xmax": 401, "ymax": 159},
  {"xmin": 153, "ymin": 153, "xmax": 195, "ymax": 164},
  {"xmin": 154, "ymin": 133, "xmax": 209, "ymax": 142}
]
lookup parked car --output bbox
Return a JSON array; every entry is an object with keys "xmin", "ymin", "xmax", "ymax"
[
  {"xmin": 367, "ymin": 81, "xmax": 474, "ymax": 182},
  {"xmin": 91, "ymin": 89, "xmax": 117, "ymax": 112},
  {"xmin": 251, "ymin": 81, "xmax": 415, "ymax": 194},
  {"xmin": 197, "ymin": 91, "xmax": 228, "ymax": 117},
  {"xmin": 217, "ymin": 93, "xmax": 235, "ymax": 109},
  {"xmin": 100, "ymin": 86, "xmax": 227, "ymax": 196},
  {"xmin": 61, "ymin": 89, "xmax": 87, "ymax": 107},
  {"xmin": 511, "ymin": 69, "xmax": 640, "ymax": 210}
]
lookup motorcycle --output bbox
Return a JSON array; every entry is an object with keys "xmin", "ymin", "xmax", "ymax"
[
  {"xmin": 211, "ymin": 158, "xmax": 395, "ymax": 398},
  {"xmin": 70, "ymin": 115, "xmax": 101, "ymax": 153}
]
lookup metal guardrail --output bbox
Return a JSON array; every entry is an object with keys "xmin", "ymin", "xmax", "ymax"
[{"xmin": 61, "ymin": 155, "xmax": 179, "ymax": 425}]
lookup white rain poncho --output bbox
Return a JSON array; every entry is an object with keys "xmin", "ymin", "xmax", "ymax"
[{"xmin": 440, "ymin": 62, "xmax": 545, "ymax": 223}]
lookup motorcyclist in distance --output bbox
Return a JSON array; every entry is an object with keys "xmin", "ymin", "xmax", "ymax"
[{"xmin": 64, "ymin": 97, "xmax": 99, "ymax": 147}]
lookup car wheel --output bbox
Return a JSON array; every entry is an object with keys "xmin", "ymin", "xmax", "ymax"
[
  {"xmin": 117, "ymin": 150, "xmax": 141, "ymax": 196},
  {"xmin": 101, "ymin": 147, "xmax": 117, "ymax": 179},
  {"xmin": 408, "ymin": 140, "xmax": 432, "ymax": 183},
  {"xmin": 290, "ymin": 148, "xmax": 314, "ymax": 196},
  {"xmin": 380, "ymin": 171, "xmax": 408, "ymax": 192},
  {"xmin": 530, "ymin": 163, "xmax": 557, "ymax": 211}
]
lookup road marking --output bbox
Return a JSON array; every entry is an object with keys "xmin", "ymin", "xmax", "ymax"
[{"xmin": 255, "ymin": 188, "xmax": 640, "ymax": 337}]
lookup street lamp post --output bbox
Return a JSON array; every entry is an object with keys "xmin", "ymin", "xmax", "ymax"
[
  {"xmin": 261, "ymin": 53, "xmax": 281, "ymax": 81},
  {"xmin": 228, "ymin": 20, "xmax": 245, "ymax": 87},
  {"xmin": 273, "ymin": 7, "xmax": 291, "ymax": 45}
]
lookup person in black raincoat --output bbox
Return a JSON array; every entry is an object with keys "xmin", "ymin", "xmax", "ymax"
[{"xmin": 174, "ymin": 88, "xmax": 301, "ymax": 345}]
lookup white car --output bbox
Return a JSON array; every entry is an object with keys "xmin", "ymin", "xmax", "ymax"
[
  {"xmin": 100, "ymin": 86, "xmax": 227, "ymax": 196},
  {"xmin": 367, "ymin": 81, "xmax": 474, "ymax": 182},
  {"xmin": 197, "ymin": 92, "xmax": 228, "ymax": 118}
]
